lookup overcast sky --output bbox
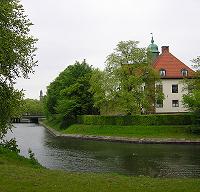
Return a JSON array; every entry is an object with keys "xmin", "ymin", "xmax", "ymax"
[{"xmin": 17, "ymin": 0, "xmax": 200, "ymax": 99}]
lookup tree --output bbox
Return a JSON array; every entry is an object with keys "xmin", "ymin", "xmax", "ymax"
[
  {"xmin": 183, "ymin": 56, "xmax": 200, "ymax": 125},
  {"xmin": 0, "ymin": 0, "xmax": 37, "ymax": 149},
  {"xmin": 23, "ymin": 99, "xmax": 44, "ymax": 115},
  {"xmin": 44, "ymin": 60, "xmax": 98, "ymax": 128},
  {"xmin": 90, "ymin": 41, "xmax": 162, "ymax": 115},
  {"xmin": 0, "ymin": 84, "xmax": 23, "ymax": 136}
]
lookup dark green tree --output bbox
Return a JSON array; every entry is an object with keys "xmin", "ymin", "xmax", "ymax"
[
  {"xmin": 44, "ymin": 60, "xmax": 98, "ymax": 128},
  {"xmin": 0, "ymin": 0, "xmax": 37, "ymax": 149}
]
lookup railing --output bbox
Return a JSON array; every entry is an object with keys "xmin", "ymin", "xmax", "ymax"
[{"xmin": 12, "ymin": 115, "xmax": 45, "ymax": 123}]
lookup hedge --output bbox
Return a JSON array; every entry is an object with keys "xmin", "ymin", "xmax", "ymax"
[{"xmin": 77, "ymin": 114, "xmax": 193, "ymax": 126}]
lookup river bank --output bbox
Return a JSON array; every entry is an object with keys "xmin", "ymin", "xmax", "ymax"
[
  {"xmin": 40, "ymin": 121, "xmax": 200, "ymax": 144},
  {"xmin": 1, "ymin": 146, "xmax": 200, "ymax": 192}
]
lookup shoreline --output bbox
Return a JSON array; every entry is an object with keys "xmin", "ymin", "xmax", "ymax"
[
  {"xmin": 2, "ymin": 147, "xmax": 200, "ymax": 192},
  {"xmin": 40, "ymin": 121, "xmax": 200, "ymax": 144}
]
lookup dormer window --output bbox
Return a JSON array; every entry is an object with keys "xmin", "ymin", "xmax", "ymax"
[
  {"xmin": 159, "ymin": 69, "xmax": 166, "ymax": 77},
  {"xmin": 181, "ymin": 69, "xmax": 188, "ymax": 77}
]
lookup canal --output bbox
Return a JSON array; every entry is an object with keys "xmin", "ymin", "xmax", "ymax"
[{"xmin": 6, "ymin": 123, "xmax": 200, "ymax": 178}]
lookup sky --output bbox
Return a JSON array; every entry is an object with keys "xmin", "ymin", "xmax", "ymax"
[{"xmin": 16, "ymin": 0, "xmax": 200, "ymax": 99}]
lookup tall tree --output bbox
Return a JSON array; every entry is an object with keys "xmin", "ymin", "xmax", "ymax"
[
  {"xmin": 45, "ymin": 60, "xmax": 98, "ymax": 128},
  {"xmin": 0, "ymin": 0, "xmax": 37, "ymax": 148},
  {"xmin": 90, "ymin": 41, "xmax": 162, "ymax": 115}
]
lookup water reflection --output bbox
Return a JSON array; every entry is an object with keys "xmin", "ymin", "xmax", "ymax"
[{"xmin": 6, "ymin": 123, "xmax": 200, "ymax": 178}]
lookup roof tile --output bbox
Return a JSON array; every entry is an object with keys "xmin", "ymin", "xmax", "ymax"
[{"xmin": 153, "ymin": 51, "xmax": 195, "ymax": 78}]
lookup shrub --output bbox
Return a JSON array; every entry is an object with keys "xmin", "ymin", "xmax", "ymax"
[{"xmin": 77, "ymin": 114, "xmax": 192, "ymax": 126}]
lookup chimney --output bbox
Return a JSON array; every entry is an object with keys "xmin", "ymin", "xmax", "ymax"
[{"xmin": 161, "ymin": 46, "xmax": 169, "ymax": 53}]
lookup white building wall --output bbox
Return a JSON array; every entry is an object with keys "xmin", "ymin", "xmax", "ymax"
[{"xmin": 155, "ymin": 79, "xmax": 188, "ymax": 113}]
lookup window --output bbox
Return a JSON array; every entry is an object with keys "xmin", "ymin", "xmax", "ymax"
[
  {"xmin": 172, "ymin": 84, "xmax": 178, "ymax": 93},
  {"xmin": 141, "ymin": 86, "xmax": 145, "ymax": 92},
  {"xmin": 181, "ymin": 69, "xmax": 188, "ymax": 77},
  {"xmin": 172, "ymin": 100, "xmax": 179, "ymax": 107},
  {"xmin": 156, "ymin": 100, "xmax": 163, "ymax": 108},
  {"xmin": 159, "ymin": 69, "xmax": 166, "ymax": 77}
]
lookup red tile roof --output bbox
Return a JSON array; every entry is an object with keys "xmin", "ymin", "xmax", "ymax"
[{"xmin": 153, "ymin": 47, "xmax": 195, "ymax": 79}]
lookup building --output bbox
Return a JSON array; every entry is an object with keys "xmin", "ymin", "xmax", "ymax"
[{"xmin": 148, "ymin": 37, "xmax": 195, "ymax": 113}]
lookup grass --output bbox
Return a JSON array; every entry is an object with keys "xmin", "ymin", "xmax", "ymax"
[
  {"xmin": 44, "ymin": 120, "xmax": 200, "ymax": 140},
  {"xmin": 1, "ymin": 147, "xmax": 200, "ymax": 192}
]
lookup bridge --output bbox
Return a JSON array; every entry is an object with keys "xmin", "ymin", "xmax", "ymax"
[{"xmin": 12, "ymin": 115, "xmax": 45, "ymax": 123}]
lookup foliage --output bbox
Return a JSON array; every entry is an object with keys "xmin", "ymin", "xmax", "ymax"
[
  {"xmin": 0, "ymin": 83, "xmax": 23, "ymax": 149},
  {"xmin": 90, "ymin": 69, "xmax": 121, "ymax": 114},
  {"xmin": 0, "ymin": 0, "xmax": 37, "ymax": 84},
  {"xmin": 0, "ymin": 83, "xmax": 23, "ymax": 130},
  {"xmin": 90, "ymin": 41, "xmax": 162, "ymax": 115},
  {"xmin": 0, "ymin": 138, "xmax": 20, "ymax": 153},
  {"xmin": 28, "ymin": 148, "xmax": 38, "ymax": 164},
  {"xmin": 0, "ymin": 0, "xmax": 37, "ymax": 149},
  {"xmin": 44, "ymin": 60, "xmax": 98, "ymax": 128},
  {"xmin": 23, "ymin": 98, "xmax": 44, "ymax": 115},
  {"xmin": 0, "ymin": 146, "xmax": 42, "ymax": 168},
  {"xmin": 77, "ymin": 114, "xmax": 192, "ymax": 126},
  {"xmin": 183, "ymin": 56, "xmax": 200, "ymax": 126}
]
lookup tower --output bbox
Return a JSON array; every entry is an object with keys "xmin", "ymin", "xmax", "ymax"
[
  {"xmin": 39, "ymin": 90, "xmax": 43, "ymax": 101},
  {"xmin": 147, "ymin": 33, "xmax": 160, "ymax": 61}
]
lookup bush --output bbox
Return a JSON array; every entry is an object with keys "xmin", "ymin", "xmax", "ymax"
[
  {"xmin": 189, "ymin": 125, "xmax": 200, "ymax": 134},
  {"xmin": 77, "ymin": 114, "xmax": 193, "ymax": 126}
]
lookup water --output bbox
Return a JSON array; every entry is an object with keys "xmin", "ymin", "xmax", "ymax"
[{"xmin": 6, "ymin": 123, "xmax": 200, "ymax": 178}]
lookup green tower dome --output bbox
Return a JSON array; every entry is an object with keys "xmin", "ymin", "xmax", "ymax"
[
  {"xmin": 147, "ymin": 35, "xmax": 159, "ymax": 61},
  {"xmin": 148, "ymin": 36, "xmax": 159, "ymax": 53}
]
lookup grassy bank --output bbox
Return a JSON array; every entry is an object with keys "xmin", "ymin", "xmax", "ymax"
[
  {"xmin": 44, "ymin": 120, "xmax": 199, "ymax": 140},
  {"xmin": 1, "ymin": 147, "xmax": 200, "ymax": 192}
]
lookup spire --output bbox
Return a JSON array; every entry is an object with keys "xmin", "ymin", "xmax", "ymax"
[
  {"xmin": 147, "ymin": 33, "xmax": 160, "ymax": 61},
  {"xmin": 150, "ymin": 33, "xmax": 154, "ymax": 44},
  {"xmin": 39, "ymin": 90, "xmax": 43, "ymax": 101},
  {"xmin": 148, "ymin": 33, "xmax": 159, "ymax": 53}
]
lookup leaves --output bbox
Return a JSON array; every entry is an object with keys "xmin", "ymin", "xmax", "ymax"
[
  {"xmin": 90, "ymin": 40, "xmax": 162, "ymax": 115},
  {"xmin": 0, "ymin": 0, "xmax": 37, "ymax": 85},
  {"xmin": 182, "ymin": 56, "xmax": 200, "ymax": 125},
  {"xmin": 191, "ymin": 56, "xmax": 200, "ymax": 70},
  {"xmin": 23, "ymin": 99, "xmax": 44, "ymax": 115},
  {"xmin": 45, "ymin": 60, "xmax": 98, "ymax": 128},
  {"xmin": 183, "ymin": 90, "xmax": 200, "ymax": 112},
  {"xmin": 0, "ymin": 0, "xmax": 37, "ymax": 147},
  {"xmin": 0, "ymin": 82, "xmax": 23, "ymax": 139}
]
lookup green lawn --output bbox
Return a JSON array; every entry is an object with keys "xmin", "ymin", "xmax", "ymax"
[
  {"xmin": 51, "ymin": 123, "xmax": 200, "ymax": 140},
  {"xmin": 1, "ymin": 147, "xmax": 200, "ymax": 192}
]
